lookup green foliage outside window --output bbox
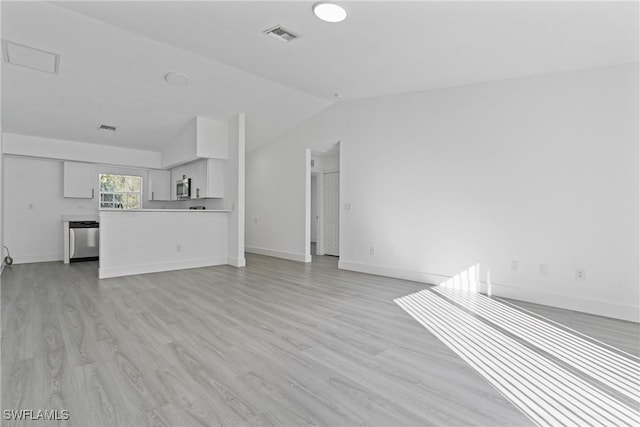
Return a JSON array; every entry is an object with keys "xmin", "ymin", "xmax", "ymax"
[{"xmin": 99, "ymin": 174, "xmax": 142, "ymax": 209}]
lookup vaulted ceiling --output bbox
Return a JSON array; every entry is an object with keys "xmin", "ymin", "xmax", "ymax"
[{"xmin": 2, "ymin": 1, "xmax": 638, "ymax": 153}]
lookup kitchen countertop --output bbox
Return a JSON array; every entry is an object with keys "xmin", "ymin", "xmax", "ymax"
[
  {"xmin": 62, "ymin": 210, "xmax": 230, "ymax": 223},
  {"xmin": 62, "ymin": 214, "xmax": 100, "ymax": 222},
  {"xmin": 99, "ymin": 209, "xmax": 231, "ymax": 213}
]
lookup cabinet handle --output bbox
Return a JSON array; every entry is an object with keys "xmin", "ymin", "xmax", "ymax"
[
  {"xmin": 152, "ymin": 191, "xmax": 155, "ymax": 200},
  {"xmin": 91, "ymin": 188, "xmax": 95, "ymax": 199}
]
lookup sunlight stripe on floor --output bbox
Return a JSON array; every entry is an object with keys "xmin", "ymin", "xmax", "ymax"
[
  {"xmin": 394, "ymin": 290, "xmax": 640, "ymax": 426},
  {"xmin": 433, "ymin": 287, "xmax": 640, "ymax": 405}
]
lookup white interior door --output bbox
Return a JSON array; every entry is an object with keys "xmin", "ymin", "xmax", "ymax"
[{"xmin": 324, "ymin": 172, "xmax": 339, "ymax": 256}]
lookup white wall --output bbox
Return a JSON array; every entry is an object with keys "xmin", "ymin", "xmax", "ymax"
[
  {"xmin": 322, "ymin": 155, "xmax": 340, "ymax": 172},
  {"xmin": 4, "ymin": 156, "xmax": 97, "ymax": 263},
  {"xmin": 246, "ymin": 64, "xmax": 639, "ymax": 321}
]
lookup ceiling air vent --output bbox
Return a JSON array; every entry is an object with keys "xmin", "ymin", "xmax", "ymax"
[
  {"xmin": 263, "ymin": 25, "xmax": 299, "ymax": 42},
  {"xmin": 2, "ymin": 40, "xmax": 60, "ymax": 74},
  {"xmin": 98, "ymin": 124, "xmax": 118, "ymax": 132}
]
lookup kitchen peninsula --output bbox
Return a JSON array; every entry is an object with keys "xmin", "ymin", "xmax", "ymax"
[{"xmin": 99, "ymin": 209, "xmax": 230, "ymax": 279}]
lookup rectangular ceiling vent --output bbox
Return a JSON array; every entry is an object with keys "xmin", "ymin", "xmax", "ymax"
[
  {"xmin": 98, "ymin": 124, "xmax": 118, "ymax": 132},
  {"xmin": 263, "ymin": 25, "xmax": 299, "ymax": 43},
  {"xmin": 2, "ymin": 40, "xmax": 60, "ymax": 74}
]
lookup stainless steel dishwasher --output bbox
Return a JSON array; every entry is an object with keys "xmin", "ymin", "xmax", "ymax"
[{"xmin": 69, "ymin": 221, "xmax": 99, "ymax": 262}]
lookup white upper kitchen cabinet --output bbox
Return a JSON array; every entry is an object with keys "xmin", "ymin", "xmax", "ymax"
[
  {"xmin": 205, "ymin": 159, "xmax": 225, "ymax": 198},
  {"xmin": 169, "ymin": 159, "xmax": 225, "ymax": 200},
  {"xmin": 147, "ymin": 170, "xmax": 171, "ymax": 201},
  {"xmin": 189, "ymin": 160, "xmax": 206, "ymax": 200},
  {"xmin": 191, "ymin": 159, "xmax": 225, "ymax": 199},
  {"xmin": 63, "ymin": 161, "xmax": 95, "ymax": 198}
]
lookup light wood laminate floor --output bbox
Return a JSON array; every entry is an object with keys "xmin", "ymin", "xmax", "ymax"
[{"xmin": 2, "ymin": 254, "xmax": 638, "ymax": 426}]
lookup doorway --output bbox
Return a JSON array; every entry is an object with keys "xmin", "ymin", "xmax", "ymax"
[{"xmin": 307, "ymin": 144, "xmax": 340, "ymax": 261}]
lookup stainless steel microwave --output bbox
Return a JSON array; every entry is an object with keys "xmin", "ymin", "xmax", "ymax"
[{"xmin": 177, "ymin": 177, "xmax": 191, "ymax": 199}]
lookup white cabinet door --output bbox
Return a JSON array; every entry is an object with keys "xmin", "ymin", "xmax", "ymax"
[
  {"xmin": 205, "ymin": 159, "xmax": 225, "ymax": 198},
  {"xmin": 190, "ymin": 159, "xmax": 225, "ymax": 199},
  {"xmin": 64, "ymin": 161, "xmax": 95, "ymax": 199},
  {"xmin": 324, "ymin": 172, "xmax": 340, "ymax": 256},
  {"xmin": 190, "ymin": 160, "xmax": 207, "ymax": 199},
  {"xmin": 148, "ymin": 170, "xmax": 171, "ymax": 201}
]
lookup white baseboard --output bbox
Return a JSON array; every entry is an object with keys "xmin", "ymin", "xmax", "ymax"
[
  {"xmin": 99, "ymin": 256, "xmax": 228, "ymax": 279},
  {"xmin": 245, "ymin": 246, "xmax": 310, "ymax": 263},
  {"xmin": 227, "ymin": 257, "xmax": 246, "ymax": 267},
  {"xmin": 338, "ymin": 260, "xmax": 446, "ymax": 285},
  {"xmin": 487, "ymin": 282, "xmax": 639, "ymax": 323},
  {"xmin": 12, "ymin": 254, "xmax": 61, "ymax": 264},
  {"xmin": 339, "ymin": 259, "xmax": 639, "ymax": 323}
]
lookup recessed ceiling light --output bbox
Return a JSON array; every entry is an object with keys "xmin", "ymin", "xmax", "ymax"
[
  {"xmin": 165, "ymin": 72, "xmax": 189, "ymax": 86},
  {"xmin": 313, "ymin": 2, "xmax": 347, "ymax": 23}
]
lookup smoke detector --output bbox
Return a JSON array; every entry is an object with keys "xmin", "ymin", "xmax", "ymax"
[
  {"xmin": 263, "ymin": 25, "xmax": 299, "ymax": 42},
  {"xmin": 165, "ymin": 72, "xmax": 189, "ymax": 86}
]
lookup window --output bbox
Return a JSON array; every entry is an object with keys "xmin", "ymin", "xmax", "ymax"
[{"xmin": 99, "ymin": 174, "xmax": 142, "ymax": 209}]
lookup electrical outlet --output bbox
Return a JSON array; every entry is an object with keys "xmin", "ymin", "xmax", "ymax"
[
  {"xmin": 575, "ymin": 268, "xmax": 585, "ymax": 280},
  {"xmin": 511, "ymin": 260, "xmax": 519, "ymax": 272},
  {"xmin": 539, "ymin": 264, "xmax": 548, "ymax": 275},
  {"xmin": 176, "ymin": 244, "xmax": 182, "ymax": 253},
  {"xmin": 369, "ymin": 246, "xmax": 375, "ymax": 255}
]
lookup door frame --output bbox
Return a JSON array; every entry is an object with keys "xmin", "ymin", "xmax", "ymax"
[{"xmin": 305, "ymin": 145, "xmax": 340, "ymax": 261}]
